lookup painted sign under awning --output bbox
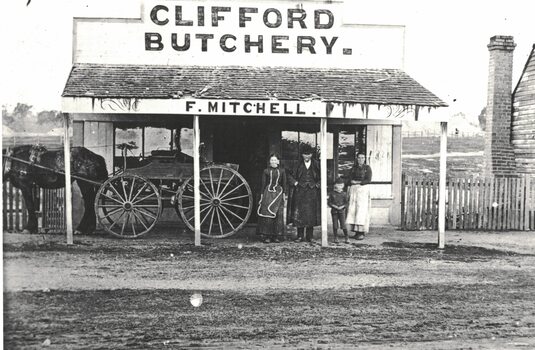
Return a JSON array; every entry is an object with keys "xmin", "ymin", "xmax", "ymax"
[{"xmin": 62, "ymin": 96, "xmax": 444, "ymax": 121}]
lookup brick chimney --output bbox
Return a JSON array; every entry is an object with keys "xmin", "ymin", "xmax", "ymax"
[{"xmin": 484, "ymin": 35, "xmax": 517, "ymax": 177}]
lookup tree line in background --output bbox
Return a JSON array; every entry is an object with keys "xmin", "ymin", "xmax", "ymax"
[{"xmin": 2, "ymin": 103, "xmax": 62, "ymax": 134}]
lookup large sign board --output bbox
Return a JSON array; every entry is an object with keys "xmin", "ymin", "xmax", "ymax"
[
  {"xmin": 73, "ymin": 0, "xmax": 405, "ymax": 69},
  {"xmin": 144, "ymin": 3, "xmax": 347, "ymax": 55},
  {"xmin": 62, "ymin": 96, "xmax": 445, "ymax": 121}
]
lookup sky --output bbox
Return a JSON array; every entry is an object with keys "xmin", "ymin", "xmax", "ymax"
[{"xmin": 1, "ymin": 0, "xmax": 533, "ymax": 118}]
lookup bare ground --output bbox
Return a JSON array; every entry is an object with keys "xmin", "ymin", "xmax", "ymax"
[{"xmin": 3, "ymin": 227, "xmax": 535, "ymax": 349}]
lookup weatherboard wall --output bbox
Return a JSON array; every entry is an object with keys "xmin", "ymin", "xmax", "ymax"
[{"xmin": 512, "ymin": 44, "xmax": 535, "ymax": 175}]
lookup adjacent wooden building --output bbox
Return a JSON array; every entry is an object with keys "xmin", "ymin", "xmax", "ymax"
[
  {"xmin": 512, "ymin": 44, "xmax": 535, "ymax": 175},
  {"xmin": 485, "ymin": 36, "xmax": 535, "ymax": 177}
]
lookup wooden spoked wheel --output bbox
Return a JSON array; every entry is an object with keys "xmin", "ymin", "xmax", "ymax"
[
  {"xmin": 95, "ymin": 174, "xmax": 161, "ymax": 238},
  {"xmin": 177, "ymin": 165, "xmax": 253, "ymax": 238}
]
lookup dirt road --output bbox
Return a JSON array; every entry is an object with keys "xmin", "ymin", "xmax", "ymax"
[{"xmin": 3, "ymin": 228, "xmax": 535, "ymax": 349}]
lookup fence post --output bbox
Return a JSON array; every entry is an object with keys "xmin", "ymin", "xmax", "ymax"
[
  {"xmin": 407, "ymin": 176, "xmax": 414, "ymax": 229},
  {"xmin": 482, "ymin": 177, "xmax": 485, "ymax": 230},
  {"xmin": 433, "ymin": 179, "xmax": 439, "ymax": 230},
  {"xmin": 401, "ymin": 174, "xmax": 406, "ymax": 229},
  {"xmin": 2, "ymin": 182, "xmax": 8, "ymax": 231},
  {"xmin": 526, "ymin": 176, "xmax": 532, "ymax": 230}
]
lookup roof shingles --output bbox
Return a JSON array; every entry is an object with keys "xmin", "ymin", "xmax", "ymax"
[{"xmin": 62, "ymin": 64, "xmax": 447, "ymax": 107}]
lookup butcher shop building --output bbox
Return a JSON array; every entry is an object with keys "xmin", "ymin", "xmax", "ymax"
[{"xmin": 61, "ymin": 0, "xmax": 447, "ymax": 244}]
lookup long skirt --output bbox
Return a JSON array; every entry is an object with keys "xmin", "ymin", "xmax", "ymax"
[
  {"xmin": 256, "ymin": 186, "xmax": 285, "ymax": 236},
  {"xmin": 292, "ymin": 186, "xmax": 320, "ymax": 227},
  {"xmin": 346, "ymin": 184, "xmax": 371, "ymax": 233}
]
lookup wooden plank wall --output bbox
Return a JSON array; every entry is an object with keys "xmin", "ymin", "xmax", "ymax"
[
  {"xmin": 367, "ymin": 125, "xmax": 393, "ymax": 199},
  {"xmin": 367, "ymin": 125, "xmax": 393, "ymax": 183},
  {"xmin": 401, "ymin": 175, "xmax": 535, "ymax": 231}
]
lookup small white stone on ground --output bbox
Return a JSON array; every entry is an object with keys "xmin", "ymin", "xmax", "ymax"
[{"xmin": 190, "ymin": 293, "xmax": 203, "ymax": 307}]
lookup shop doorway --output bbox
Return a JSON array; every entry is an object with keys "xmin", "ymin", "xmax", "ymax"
[{"xmin": 212, "ymin": 119, "xmax": 270, "ymax": 223}]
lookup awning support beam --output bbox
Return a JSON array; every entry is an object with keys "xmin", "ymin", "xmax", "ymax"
[
  {"xmin": 193, "ymin": 115, "xmax": 201, "ymax": 246},
  {"xmin": 63, "ymin": 113, "xmax": 73, "ymax": 245},
  {"xmin": 438, "ymin": 121, "xmax": 447, "ymax": 249},
  {"xmin": 320, "ymin": 117, "xmax": 328, "ymax": 247}
]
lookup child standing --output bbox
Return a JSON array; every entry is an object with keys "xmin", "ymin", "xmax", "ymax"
[{"xmin": 328, "ymin": 177, "xmax": 349, "ymax": 243}]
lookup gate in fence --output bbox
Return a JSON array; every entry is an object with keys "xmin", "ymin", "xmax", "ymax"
[
  {"xmin": 3, "ymin": 181, "xmax": 65, "ymax": 233},
  {"xmin": 401, "ymin": 175, "xmax": 535, "ymax": 231}
]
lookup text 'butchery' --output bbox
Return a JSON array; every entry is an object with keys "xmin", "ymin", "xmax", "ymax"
[{"xmin": 145, "ymin": 5, "xmax": 352, "ymax": 55}]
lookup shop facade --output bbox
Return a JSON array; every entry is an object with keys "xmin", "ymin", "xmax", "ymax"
[{"xmin": 61, "ymin": 0, "xmax": 447, "ymax": 244}]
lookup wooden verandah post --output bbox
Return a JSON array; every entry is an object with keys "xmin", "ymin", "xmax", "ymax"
[
  {"xmin": 193, "ymin": 115, "xmax": 201, "ymax": 246},
  {"xmin": 320, "ymin": 117, "xmax": 328, "ymax": 247},
  {"xmin": 438, "ymin": 121, "xmax": 448, "ymax": 249},
  {"xmin": 63, "ymin": 113, "xmax": 74, "ymax": 245}
]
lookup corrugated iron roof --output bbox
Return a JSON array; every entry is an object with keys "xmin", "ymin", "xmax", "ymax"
[{"xmin": 62, "ymin": 64, "xmax": 447, "ymax": 107}]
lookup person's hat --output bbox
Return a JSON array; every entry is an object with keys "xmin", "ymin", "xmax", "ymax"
[
  {"xmin": 334, "ymin": 177, "xmax": 345, "ymax": 185},
  {"xmin": 301, "ymin": 144, "xmax": 314, "ymax": 155}
]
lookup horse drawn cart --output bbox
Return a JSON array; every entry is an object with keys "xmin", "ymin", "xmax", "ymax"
[
  {"xmin": 4, "ymin": 144, "xmax": 254, "ymax": 239},
  {"xmin": 96, "ymin": 150, "xmax": 253, "ymax": 238}
]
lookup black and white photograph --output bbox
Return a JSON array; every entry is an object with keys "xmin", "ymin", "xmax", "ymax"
[{"xmin": 2, "ymin": 0, "xmax": 534, "ymax": 348}]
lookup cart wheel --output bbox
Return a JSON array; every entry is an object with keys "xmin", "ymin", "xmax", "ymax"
[
  {"xmin": 176, "ymin": 165, "xmax": 253, "ymax": 238},
  {"xmin": 95, "ymin": 174, "xmax": 161, "ymax": 238}
]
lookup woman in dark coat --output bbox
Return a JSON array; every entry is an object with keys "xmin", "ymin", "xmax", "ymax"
[
  {"xmin": 287, "ymin": 144, "xmax": 321, "ymax": 243},
  {"xmin": 257, "ymin": 153, "xmax": 288, "ymax": 243}
]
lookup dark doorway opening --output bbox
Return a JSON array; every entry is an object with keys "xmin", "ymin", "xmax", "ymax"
[{"xmin": 212, "ymin": 119, "xmax": 270, "ymax": 223}]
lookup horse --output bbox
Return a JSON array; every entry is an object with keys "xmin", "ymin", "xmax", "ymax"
[{"xmin": 3, "ymin": 145, "xmax": 108, "ymax": 234}]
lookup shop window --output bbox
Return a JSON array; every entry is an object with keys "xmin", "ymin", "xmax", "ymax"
[
  {"xmin": 337, "ymin": 126, "xmax": 367, "ymax": 181},
  {"xmin": 281, "ymin": 130, "xmax": 334, "ymax": 185},
  {"xmin": 281, "ymin": 131, "xmax": 299, "ymax": 160},
  {"xmin": 115, "ymin": 127, "xmax": 143, "ymax": 157},
  {"xmin": 113, "ymin": 125, "xmax": 193, "ymax": 170},
  {"xmin": 338, "ymin": 130, "xmax": 356, "ymax": 178},
  {"xmin": 281, "ymin": 131, "xmax": 319, "ymax": 158},
  {"xmin": 144, "ymin": 127, "xmax": 172, "ymax": 156},
  {"xmin": 178, "ymin": 128, "xmax": 193, "ymax": 156},
  {"xmin": 299, "ymin": 132, "xmax": 317, "ymax": 150}
]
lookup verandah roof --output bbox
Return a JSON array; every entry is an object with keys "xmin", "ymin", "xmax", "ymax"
[{"xmin": 62, "ymin": 64, "xmax": 447, "ymax": 108}]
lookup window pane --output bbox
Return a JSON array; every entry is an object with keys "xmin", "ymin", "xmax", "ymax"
[
  {"xmin": 356, "ymin": 126, "xmax": 367, "ymax": 156},
  {"xmin": 144, "ymin": 127, "xmax": 171, "ymax": 156},
  {"xmin": 299, "ymin": 132, "xmax": 316, "ymax": 152},
  {"xmin": 179, "ymin": 128, "xmax": 193, "ymax": 156},
  {"xmin": 115, "ymin": 127, "xmax": 142, "ymax": 156},
  {"xmin": 281, "ymin": 131, "xmax": 299, "ymax": 160},
  {"xmin": 338, "ymin": 131, "xmax": 355, "ymax": 179}
]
